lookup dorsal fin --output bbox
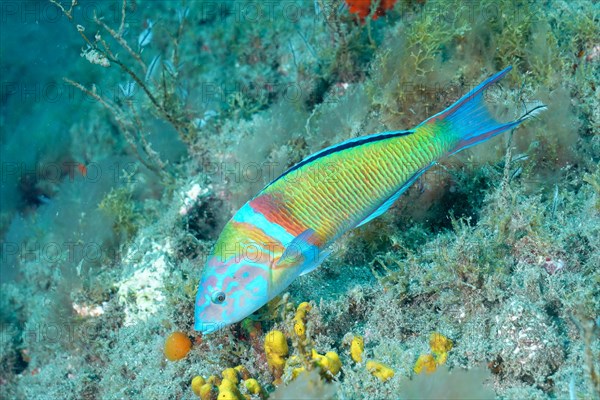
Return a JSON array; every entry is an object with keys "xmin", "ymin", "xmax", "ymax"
[{"xmin": 264, "ymin": 130, "xmax": 415, "ymax": 190}]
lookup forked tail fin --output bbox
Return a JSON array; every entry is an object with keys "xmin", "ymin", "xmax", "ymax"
[{"xmin": 418, "ymin": 66, "xmax": 547, "ymax": 155}]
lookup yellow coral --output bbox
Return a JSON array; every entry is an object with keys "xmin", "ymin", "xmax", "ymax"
[
  {"xmin": 429, "ymin": 333, "xmax": 453, "ymax": 355},
  {"xmin": 244, "ymin": 378, "xmax": 260, "ymax": 394},
  {"xmin": 414, "ymin": 354, "xmax": 437, "ymax": 374},
  {"xmin": 192, "ymin": 376, "xmax": 206, "ymax": 397},
  {"xmin": 324, "ymin": 352, "xmax": 342, "ymax": 376},
  {"xmin": 350, "ymin": 336, "xmax": 364, "ymax": 363},
  {"xmin": 217, "ymin": 390, "xmax": 241, "ymax": 400},
  {"xmin": 221, "ymin": 368, "xmax": 239, "ymax": 384},
  {"xmin": 294, "ymin": 319, "xmax": 306, "ymax": 339},
  {"xmin": 219, "ymin": 378, "xmax": 237, "ymax": 391},
  {"xmin": 234, "ymin": 365, "xmax": 251, "ymax": 380},
  {"xmin": 264, "ymin": 330, "xmax": 289, "ymax": 381},
  {"xmin": 244, "ymin": 379, "xmax": 266, "ymax": 399},
  {"xmin": 294, "ymin": 302, "xmax": 311, "ymax": 340},
  {"xmin": 311, "ymin": 349, "xmax": 342, "ymax": 379},
  {"xmin": 296, "ymin": 302, "xmax": 311, "ymax": 317},
  {"xmin": 413, "ymin": 333, "xmax": 453, "ymax": 374},
  {"xmin": 291, "ymin": 367, "xmax": 306, "ymax": 379},
  {"xmin": 198, "ymin": 383, "xmax": 216, "ymax": 400},
  {"xmin": 366, "ymin": 361, "xmax": 395, "ymax": 382},
  {"xmin": 265, "ymin": 330, "xmax": 289, "ymax": 358},
  {"xmin": 207, "ymin": 375, "xmax": 221, "ymax": 386},
  {"xmin": 218, "ymin": 378, "xmax": 243, "ymax": 400},
  {"xmin": 435, "ymin": 351, "xmax": 448, "ymax": 365}
]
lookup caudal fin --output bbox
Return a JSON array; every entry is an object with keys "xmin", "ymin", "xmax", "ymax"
[{"xmin": 418, "ymin": 66, "xmax": 546, "ymax": 155}]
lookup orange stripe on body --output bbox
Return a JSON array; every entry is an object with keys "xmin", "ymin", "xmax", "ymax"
[{"xmin": 249, "ymin": 194, "xmax": 309, "ymax": 238}]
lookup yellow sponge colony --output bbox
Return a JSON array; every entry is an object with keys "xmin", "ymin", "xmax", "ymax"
[
  {"xmin": 245, "ymin": 378, "xmax": 267, "ymax": 399},
  {"xmin": 311, "ymin": 349, "xmax": 342, "ymax": 380},
  {"xmin": 366, "ymin": 361, "xmax": 395, "ymax": 382},
  {"xmin": 191, "ymin": 376, "xmax": 205, "ymax": 397},
  {"xmin": 430, "ymin": 332, "xmax": 453, "ymax": 355},
  {"xmin": 294, "ymin": 302, "xmax": 311, "ymax": 340},
  {"xmin": 264, "ymin": 330, "xmax": 289, "ymax": 382},
  {"xmin": 413, "ymin": 354, "xmax": 437, "ymax": 374},
  {"xmin": 414, "ymin": 332, "xmax": 454, "ymax": 374},
  {"xmin": 350, "ymin": 336, "xmax": 364, "ymax": 363}
]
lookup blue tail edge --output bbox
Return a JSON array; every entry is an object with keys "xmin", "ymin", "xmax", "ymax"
[{"xmin": 418, "ymin": 66, "xmax": 547, "ymax": 155}]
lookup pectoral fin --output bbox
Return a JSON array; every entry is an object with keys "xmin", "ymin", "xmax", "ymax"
[
  {"xmin": 268, "ymin": 229, "xmax": 331, "ymax": 300},
  {"xmin": 277, "ymin": 228, "xmax": 331, "ymax": 274},
  {"xmin": 279, "ymin": 228, "xmax": 319, "ymax": 265}
]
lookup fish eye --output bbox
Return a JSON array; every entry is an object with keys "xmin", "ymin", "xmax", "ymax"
[{"xmin": 212, "ymin": 291, "xmax": 226, "ymax": 304}]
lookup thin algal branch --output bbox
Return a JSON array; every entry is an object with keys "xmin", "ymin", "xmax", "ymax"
[
  {"xmin": 94, "ymin": 13, "xmax": 147, "ymax": 73},
  {"xmin": 49, "ymin": 0, "xmax": 199, "ymax": 180},
  {"xmin": 63, "ymin": 78, "xmax": 165, "ymax": 176}
]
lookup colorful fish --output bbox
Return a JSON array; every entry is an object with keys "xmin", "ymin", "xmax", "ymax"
[{"xmin": 194, "ymin": 67, "xmax": 545, "ymax": 334}]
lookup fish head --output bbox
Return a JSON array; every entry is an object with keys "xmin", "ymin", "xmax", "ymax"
[{"xmin": 194, "ymin": 253, "xmax": 270, "ymax": 334}]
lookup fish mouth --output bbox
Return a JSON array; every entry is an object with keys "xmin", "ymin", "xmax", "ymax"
[{"xmin": 194, "ymin": 320, "xmax": 225, "ymax": 334}]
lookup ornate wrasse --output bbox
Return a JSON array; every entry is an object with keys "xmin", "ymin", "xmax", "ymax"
[{"xmin": 194, "ymin": 66, "xmax": 545, "ymax": 333}]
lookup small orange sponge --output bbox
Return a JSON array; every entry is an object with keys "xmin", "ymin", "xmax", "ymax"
[{"xmin": 164, "ymin": 331, "xmax": 192, "ymax": 361}]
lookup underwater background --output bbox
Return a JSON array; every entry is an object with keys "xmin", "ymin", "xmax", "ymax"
[{"xmin": 1, "ymin": 0, "xmax": 599, "ymax": 399}]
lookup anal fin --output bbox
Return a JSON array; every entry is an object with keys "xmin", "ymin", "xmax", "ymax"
[
  {"xmin": 356, "ymin": 164, "xmax": 433, "ymax": 228},
  {"xmin": 299, "ymin": 247, "xmax": 332, "ymax": 276}
]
